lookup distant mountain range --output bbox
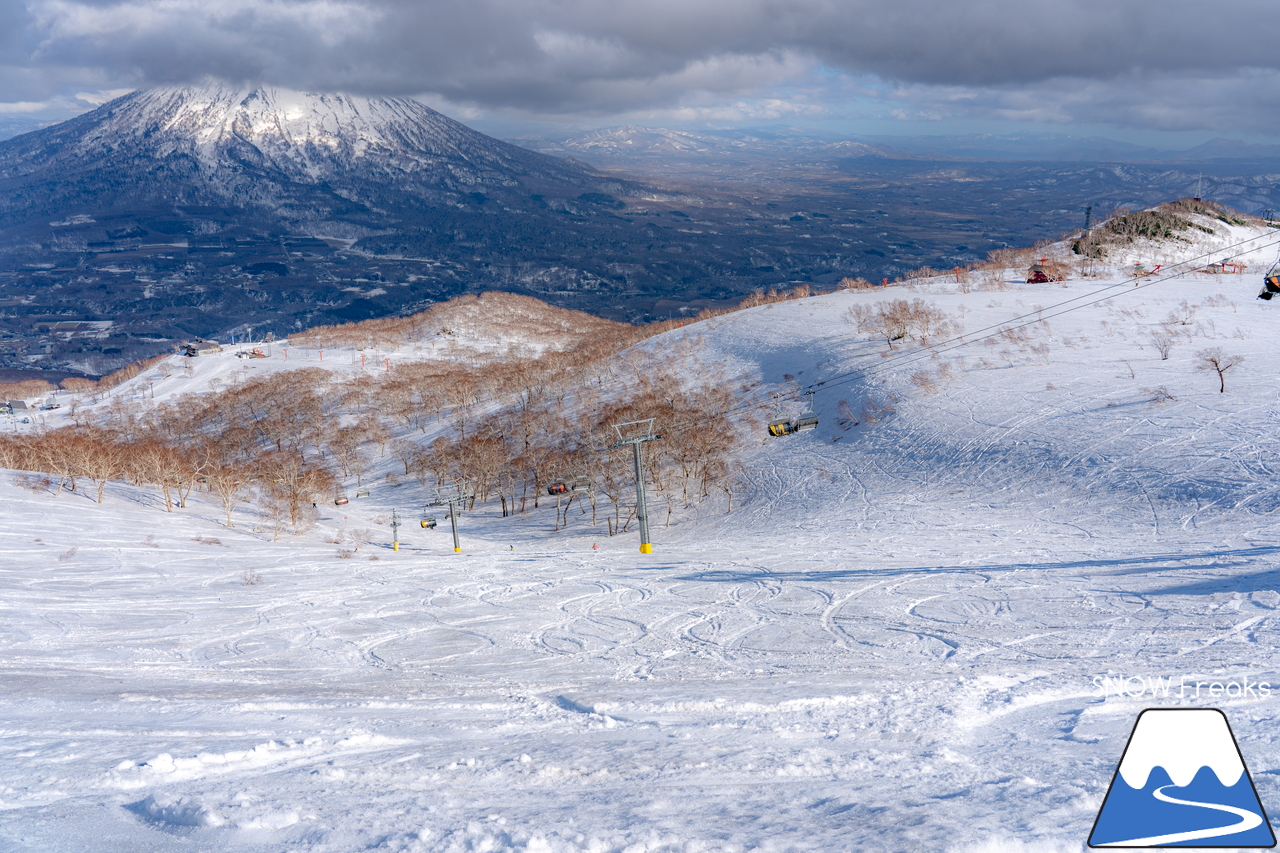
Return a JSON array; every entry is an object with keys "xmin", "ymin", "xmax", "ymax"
[
  {"xmin": 512, "ymin": 124, "xmax": 906, "ymax": 161},
  {"xmin": 3, "ymin": 87, "xmax": 1280, "ymax": 379},
  {"xmin": 513, "ymin": 125, "xmax": 1280, "ymax": 165},
  {"xmin": 857, "ymin": 133, "xmax": 1280, "ymax": 163}
]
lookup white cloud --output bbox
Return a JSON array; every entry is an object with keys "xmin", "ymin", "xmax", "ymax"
[
  {"xmin": 0, "ymin": 101, "xmax": 50, "ymax": 114},
  {"xmin": 74, "ymin": 89, "xmax": 134, "ymax": 106}
]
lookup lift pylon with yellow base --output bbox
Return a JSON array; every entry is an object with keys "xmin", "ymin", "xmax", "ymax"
[
  {"xmin": 429, "ymin": 490, "xmax": 471, "ymax": 555},
  {"xmin": 608, "ymin": 419, "xmax": 662, "ymax": 555}
]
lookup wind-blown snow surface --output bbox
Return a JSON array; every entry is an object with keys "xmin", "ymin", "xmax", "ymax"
[{"xmin": 6, "ymin": 232, "xmax": 1280, "ymax": 851}]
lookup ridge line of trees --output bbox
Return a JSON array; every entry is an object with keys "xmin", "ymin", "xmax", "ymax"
[{"xmin": 3, "ymin": 302, "xmax": 758, "ymax": 539}]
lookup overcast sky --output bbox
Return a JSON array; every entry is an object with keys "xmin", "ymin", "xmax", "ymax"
[{"xmin": 3, "ymin": 0, "xmax": 1279, "ymax": 145}]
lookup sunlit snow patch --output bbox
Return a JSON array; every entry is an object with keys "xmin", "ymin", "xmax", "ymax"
[{"xmin": 1089, "ymin": 708, "xmax": 1275, "ymax": 848}]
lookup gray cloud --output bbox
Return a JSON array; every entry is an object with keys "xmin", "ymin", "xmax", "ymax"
[
  {"xmin": 872, "ymin": 68, "xmax": 1280, "ymax": 136},
  {"xmin": 3, "ymin": 0, "xmax": 1278, "ymax": 134}
]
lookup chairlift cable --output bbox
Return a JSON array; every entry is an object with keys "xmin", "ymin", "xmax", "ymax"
[
  {"xmin": 802, "ymin": 229, "xmax": 1280, "ymax": 398},
  {"xmin": 633, "ymin": 227, "xmax": 1280, "ymax": 446},
  {"xmin": 549, "ymin": 228, "xmax": 1280, "ymax": 449},
  {"xmin": 323, "ymin": 227, "xmax": 1280, "ymax": 462}
]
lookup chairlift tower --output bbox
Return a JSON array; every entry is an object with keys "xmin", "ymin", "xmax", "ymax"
[
  {"xmin": 391, "ymin": 509, "xmax": 400, "ymax": 552},
  {"xmin": 430, "ymin": 486, "xmax": 472, "ymax": 553},
  {"xmin": 609, "ymin": 419, "xmax": 662, "ymax": 554}
]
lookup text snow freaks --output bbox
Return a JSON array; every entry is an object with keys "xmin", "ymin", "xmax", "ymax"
[{"xmin": 1093, "ymin": 675, "xmax": 1272, "ymax": 700}]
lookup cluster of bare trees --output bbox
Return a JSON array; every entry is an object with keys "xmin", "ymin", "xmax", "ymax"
[
  {"xmin": 0, "ymin": 378, "xmax": 56, "ymax": 403},
  {"xmin": 4, "ymin": 301, "xmax": 755, "ymax": 538},
  {"xmin": 844, "ymin": 298, "xmax": 957, "ymax": 348},
  {"xmin": 1133, "ymin": 298, "xmax": 1247, "ymax": 389},
  {"xmin": 0, "ymin": 354, "xmax": 174, "ymax": 407},
  {"xmin": 417, "ymin": 372, "xmax": 745, "ymax": 534},
  {"xmin": 2, "ymin": 367, "xmax": 341, "ymax": 535},
  {"xmin": 369, "ymin": 330, "xmax": 751, "ymax": 533},
  {"xmin": 289, "ymin": 292, "xmax": 641, "ymax": 351},
  {"xmin": 0, "ymin": 415, "xmax": 336, "ymax": 538}
]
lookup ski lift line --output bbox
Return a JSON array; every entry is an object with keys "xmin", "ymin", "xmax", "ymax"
[
  {"xmin": 767, "ymin": 389, "xmax": 819, "ymax": 436},
  {"xmin": 654, "ymin": 228, "xmax": 1280, "ymax": 439},
  {"xmin": 804, "ymin": 229, "xmax": 1280, "ymax": 397},
  {"xmin": 811, "ymin": 258, "xmax": 1264, "ymax": 399},
  {"xmin": 369, "ymin": 229, "xmax": 1280, "ymax": 462},
  {"xmin": 428, "ymin": 490, "xmax": 472, "ymax": 553},
  {"xmin": 806, "ymin": 229, "xmax": 1280, "ymax": 394},
  {"xmin": 626, "ymin": 228, "xmax": 1280, "ymax": 442},
  {"xmin": 637, "ymin": 228, "xmax": 1280, "ymax": 447}
]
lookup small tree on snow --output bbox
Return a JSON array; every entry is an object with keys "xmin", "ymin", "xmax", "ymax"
[
  {"xmin": 1195, "ymin": 347, "xmax": 1244, "ymax": 393},
  {"xmin": 1145, "ymin": 329, "xmax": 1175, "ymax": 360}
]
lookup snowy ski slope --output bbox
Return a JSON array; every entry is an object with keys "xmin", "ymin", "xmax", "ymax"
[{"xmin": 4, "ymin": 213, "xmax": 1280, "ymax": 851}]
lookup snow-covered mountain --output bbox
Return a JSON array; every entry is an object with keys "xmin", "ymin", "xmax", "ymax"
[
  {"xmin": 0, "ymin": 85, "xmax": 712, "ymax": 362},
  {"xmin": 93, "ymin": 86, "xmax": 520, "ymax": 168},
  {"xmin": 0, "ymin": 83, "xmax": 639, "ymax": 226}
]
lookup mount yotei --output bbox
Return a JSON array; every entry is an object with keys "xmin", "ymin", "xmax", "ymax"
[
  {"xmin": 0, "ymin": 85, "xmax": 632, "ymax": 219},
  {"xmin": 0, "ymin": 85, "xmax": 884, "ymax": 374},
  {"xmin": 0, "ymin": 85, "xmax": 661, "ymax": 371}
]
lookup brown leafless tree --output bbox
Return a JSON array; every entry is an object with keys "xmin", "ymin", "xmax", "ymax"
[{"xmin": 1195, "ymin": 347, "xmax": 1244, "ymax": 393}]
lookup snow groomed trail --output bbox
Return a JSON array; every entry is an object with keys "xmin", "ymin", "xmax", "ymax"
[{"xmin": 4, "ymin": 221, "xmax": 1280, "ymax": 851}]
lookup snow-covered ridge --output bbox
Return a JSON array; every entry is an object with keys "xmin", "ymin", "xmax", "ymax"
[
  {"xmin": 0, "ymin": 81, "xmax": 625, "ymax": 200},
  {"xmin": 77, "ymin": 83, "xmax": 526, "ymax": 176},
  {"xmin": 165, "ymin": 87, "xmax": 413, "ymax": 152}
]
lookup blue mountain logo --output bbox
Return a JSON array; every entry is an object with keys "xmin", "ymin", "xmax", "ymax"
[{"xmin": 1090, "ymin": 708, "xmax": 1276, "ymax": 847}]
